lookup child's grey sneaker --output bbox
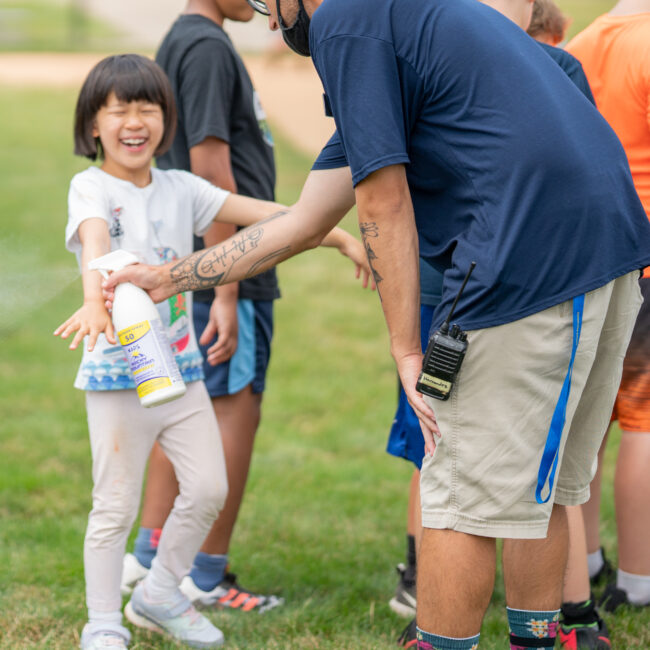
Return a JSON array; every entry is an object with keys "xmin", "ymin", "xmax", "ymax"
[
  {"xmin": 120, "ymin": 553, "xmax": 149, "ymax": 597},
  {"xmin": 80, "ymin": 622, "xmax": 131, "ymax": 649},
  {"xmin": 124, "ymin": 582, "xmax": 224, "ymax": 648}
]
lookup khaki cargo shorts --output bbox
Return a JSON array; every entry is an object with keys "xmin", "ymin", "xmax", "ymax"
[{"xmin": 420, "ymin": 271, "xmax": 642, "ymax": 539}]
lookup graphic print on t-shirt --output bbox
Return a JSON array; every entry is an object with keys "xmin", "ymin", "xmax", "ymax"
[
  {"xmin": 67, "ymin": 166, "xmax": 232, "ymax": 392},
  {"xmin": 151, "ymin": 241, "xmax": 191, "ymax": 357},
  {"xmin": 253, "ymin": 91, "xmax": 274, "ymax": 148},
  {"xmin": 109, "ymin": 206, "xmax": 124, "ymax": 239}
]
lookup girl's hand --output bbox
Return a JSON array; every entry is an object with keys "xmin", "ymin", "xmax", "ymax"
[
  {"xmin": 54, "ymin": 300, "xmax": 116, "ymax": 351},
  {"xmin": 338, "ymin": 237, "xmax": 376, "ymax": 290}
]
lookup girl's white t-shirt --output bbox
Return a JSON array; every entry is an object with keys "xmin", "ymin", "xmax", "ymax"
[{"xmin": 66, "ymin": 166, "xmax": 230, "ymax": 391}]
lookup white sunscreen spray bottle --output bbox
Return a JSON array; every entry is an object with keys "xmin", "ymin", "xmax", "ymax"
[{"xmin": 89, "ymin": 250, "xmax": 187, "ymax": 408}]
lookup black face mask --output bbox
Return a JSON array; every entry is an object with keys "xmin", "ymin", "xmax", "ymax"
[{"xmin": 276, "ymin": 0, "xmax": 311, "ymax": 57}]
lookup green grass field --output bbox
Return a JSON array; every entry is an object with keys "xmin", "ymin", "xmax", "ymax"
[
  {"xmin": 0, "ymin": 0, "xmax": 122, "ymax": 52},
  {"xmin": 1, "ymin": 2, "xmax": 650, "ymax": 649},
  {"xmin": 1, "ymin": 84, "xmax": 649, "ymax": 650}
]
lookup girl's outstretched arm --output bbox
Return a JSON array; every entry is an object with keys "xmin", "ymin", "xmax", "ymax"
[
  {"xmin": 214, "ymin": 166, "xmax": 355, "ymax": 230},
  {"xmin": 54, "ymin": 218, "xmax": 116, "ymax": 351},
  {"xmin": 214, "ymin": 166, "xmax": 373, "ymax": 286},
  {"xmin": 318, "ymin": 227, "xmax": 376, "ymax": 291},
  {"xmin": 103, "ymin": 167, "xmax": 361, "ymax": 303}
]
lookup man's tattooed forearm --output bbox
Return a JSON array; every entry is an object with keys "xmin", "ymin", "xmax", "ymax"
[
  {"xmin": 359, "ymin": 221, "xmax": 383, "ymax": 294},
  {"xmin": 169, "ymin": 210, "xmax": 290, "ymax": 292},
  {"xmin": 170, "ymin": 227, "xmax": 261, "ymax": 290},
  {"xmin": 246, "ymin": 246, "xmax": 291, "ymax": 278}
]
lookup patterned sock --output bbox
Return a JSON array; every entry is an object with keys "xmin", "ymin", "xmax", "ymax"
[
  {"xmin": 507, "ymin": 607, "xmax": 559, "ymax": 649},
  {"xmin": 133, "ymin": 527, "xmax": 162, "ymax": 570},
  {"xmin": 561, "ymin": 597, "xmax": 600, "ymax": 629},
  {"xmin": 416, "ymin": 626, "xmax": 480, "ymax": 649},
  {"xmin": 189, "ymin": 552, "xmax": 229, "ymax": 592}
]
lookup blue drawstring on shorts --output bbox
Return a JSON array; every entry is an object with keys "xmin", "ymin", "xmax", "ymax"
[{"xmin": 535, "ymin": 294, "xmax": 585, "ymax": 504}]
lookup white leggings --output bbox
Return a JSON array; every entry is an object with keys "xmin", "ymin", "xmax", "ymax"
[{"xmin": 84, "ymin": 381, "xmax": 228, "ymax": 612}]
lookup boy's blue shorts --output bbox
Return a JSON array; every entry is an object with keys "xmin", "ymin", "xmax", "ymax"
[
  {"xmin": 386, "ymin": 304, "xmax": 435, "ymax": 470},
  {"xmin": 192, "ymin": 298, "xmax": 274, "ymax": 397}
]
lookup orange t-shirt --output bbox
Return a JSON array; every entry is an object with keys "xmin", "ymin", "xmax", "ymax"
[{"xmin": 567, "ymin": 13, "xmax": 650, "ymax": 219}]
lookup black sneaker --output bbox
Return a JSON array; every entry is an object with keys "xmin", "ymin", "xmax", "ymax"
[
  {"xmin": 597, "ymin": 583, "xmax": 650, "ymax": 613},
  {"xmin": 396, "ymin": 618, "xmax": 418, "ymax": 648},
  {"xmin": 559, "ymin": 598, "xmax": 611, "ymax": 649},
  {"xmin": 590, "ymin": 548, "xmax": 616, "ymax": 592},
  {"xmin": 389, "ymin": 563, "xmax": 417, "ymax": 618},
  {"xmin": 559, "ymin": 620, "xmax": 611, "ymax": 649}
]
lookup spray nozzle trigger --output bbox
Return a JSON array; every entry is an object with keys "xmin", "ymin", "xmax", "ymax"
[{"xmin": 88, "ymin": 250, "xmax": 140, "ymax": 280}]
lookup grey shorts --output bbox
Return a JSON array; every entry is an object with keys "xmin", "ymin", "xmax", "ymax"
[{"xmin": 420, "ymin": 271, "xmax": 642, "ymax": 539}]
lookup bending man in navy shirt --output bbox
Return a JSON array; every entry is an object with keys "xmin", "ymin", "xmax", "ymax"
[{"xmin": 105, "ymin": 0, "xmax": 650, "ymax": 647}]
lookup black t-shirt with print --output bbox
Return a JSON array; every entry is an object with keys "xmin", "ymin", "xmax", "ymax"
[{"xmin": 156, "ymin": 14, "xmax": 280, "ymax": 302}]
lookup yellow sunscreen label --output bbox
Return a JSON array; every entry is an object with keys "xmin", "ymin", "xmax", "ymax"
[
  {"xmin": 419, "ymin": 374, "xmax": 451, "ymax": 394},
  {"xmin": 118, "ymin": 319, "xmax": 181, "ymax": 396},
  {"xmin": 118, "ymin": 320, "xmax": 150, "ymax": 345},
  {"xmin": 136, "ymin": 376, "xmax": 173, "ymax": 398}
]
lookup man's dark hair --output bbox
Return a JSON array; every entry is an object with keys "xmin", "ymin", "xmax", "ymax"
[{"xmin": 74, "ymin": 54, "xmax": 177, "ymax": 160}]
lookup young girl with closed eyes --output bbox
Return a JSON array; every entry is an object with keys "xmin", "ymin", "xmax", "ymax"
[{"xmin": 55, "ymin": 53, "xmax": 369, "ymax": 649}]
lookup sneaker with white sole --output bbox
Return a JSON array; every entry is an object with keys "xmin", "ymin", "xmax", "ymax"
[
  {"xmin": 389, "ymin": 563, "xmax": 417, "ymax": 618},
  {"xmin": 120, "ymin": 553, "xmax": 149, "ymax": 597},
  {"xmin": 180, "ymin": 573, "xmax": 284, "ymax": 613},
  {"xmin": 80, "ymin": 622, "xmax": 130, "ymax": 649},
  {"xmin": 124, "ymin": 582, "xmax": 224, "ymax": 648}
]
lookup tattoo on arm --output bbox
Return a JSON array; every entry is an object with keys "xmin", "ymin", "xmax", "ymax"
[
  {"xmin": 169, "ymin": 210, "xmax": 289, "ymax": 293},
  {"xmin": 359, "ymin": 221, "xmax": 384, "ymax": 294},
  {"xmin": 246, "ymin": 246, "xmax": 291, "ymax": 278},
  {"xmin": 254, "ymin": 209, "xmax": 289, "ymax": 228}
]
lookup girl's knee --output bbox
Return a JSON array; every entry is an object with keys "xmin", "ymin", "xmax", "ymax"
[
  {"xmin": 86, "ymin": 500, "xmax": 139, "ymax": 543},
  {"xmin": 181, "ymin": 477, "xmax": 228, "ymax": 520}
]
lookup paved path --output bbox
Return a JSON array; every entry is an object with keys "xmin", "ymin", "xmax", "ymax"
[
  {"xmin": 81, "ymin": 0, "xmax": 276, "ymax": 51},
  {"xmin": 0, "ymin": 1, "xmax": 335, "ymax": 157}
]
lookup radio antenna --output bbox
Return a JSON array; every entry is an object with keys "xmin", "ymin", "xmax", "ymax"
[{"xmin": 441, "ymin": 262, "xmax": 476, "ymax": 334}]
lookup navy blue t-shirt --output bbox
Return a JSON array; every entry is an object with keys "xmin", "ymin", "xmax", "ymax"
[
  {"xmin": 313, "ymin": 137, "xmax": 443, "ymax": 307},
  {"xmin": 310, "ymin": 0, "xmax": 650, "ymax": 331},
  {"xmin": 313, "ymin": 41, "xmax": 590, "ymax": 312},
  {"xmin": 537, "ymin": 42, "xmax": 595, "ymax": 105}
]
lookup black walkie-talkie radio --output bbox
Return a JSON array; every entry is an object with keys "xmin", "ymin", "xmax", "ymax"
[{"xmin": 416, "ymin": 262, "xmax": 476, "ymax": 401}]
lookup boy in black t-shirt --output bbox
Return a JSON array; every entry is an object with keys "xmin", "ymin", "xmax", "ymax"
[{"xmin": 121, "ymin": 0, "xmax": 283, "ymax": 613}]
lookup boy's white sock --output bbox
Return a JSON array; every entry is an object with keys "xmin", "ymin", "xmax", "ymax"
[
  {"xmin": 587, "ymin": 548, "xmax": 605, "ymax": 578},
  {"xmin": 87, "ymin": 609, "xmax": 123, "ymax": 628},
  {"xmin": 617, "ymin": 569, "xmax": 650, "ymax": 605},
  {"xmin": 142, "ymin": 557, "xmax": 181, "ymax": 603}
]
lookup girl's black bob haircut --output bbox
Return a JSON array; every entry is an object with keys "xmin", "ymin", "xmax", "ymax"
[{"xmin": 74, "ymin": 54, "xmax": 177, "ymax": 161}]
